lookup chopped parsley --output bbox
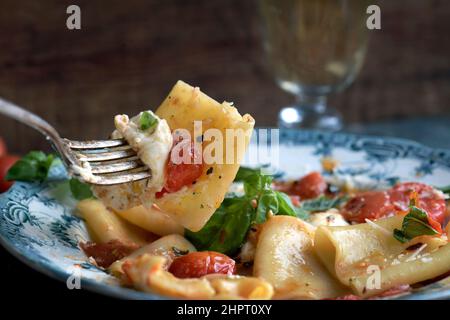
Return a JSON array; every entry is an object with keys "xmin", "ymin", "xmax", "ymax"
[{"xmin": 139, "ymin": 111, "xmax": 158, "ymax": 131}]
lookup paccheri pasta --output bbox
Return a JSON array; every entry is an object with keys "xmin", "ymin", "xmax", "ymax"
[{"xmin": 72, "ymin": 81, "xmax": 450, "ymax": 300}]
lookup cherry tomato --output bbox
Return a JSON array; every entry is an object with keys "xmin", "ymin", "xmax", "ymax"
[
  {"xmin": 341, "ymin": 191, "xmax": 395, "ymax": 223},
  {"xmin": 164, "ymin": 140, "xmax": 203, "ymax": 193},
  {"xmin": 0, "ymin": 155, "xmax": 19, "ymax": 192},
  {"xmin": 342, "ymin": 182, "xmax": 447, "ymax": 226},
  {"xmin": 289, "ymin": 171, "xmax": 327, "ymax": 200},
  {"xmin": 80, "ymin": 240, "xmax": 139, "ymax": 268},
  {"xmin": 168, "ymin": 251, "xmax": 236, "ymax": 279},
  {"xmin": 388, "ymin": 182, "xmax": 447, "ymax": 225}
]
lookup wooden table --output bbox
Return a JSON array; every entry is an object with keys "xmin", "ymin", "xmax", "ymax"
[{"xmin": 0, "ymin": 0, "xmax": 449, "ymax": 154}]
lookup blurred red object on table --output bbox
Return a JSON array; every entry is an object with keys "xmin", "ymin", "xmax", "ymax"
[{"xmin": 0, "ymin": 137, "xmax": 19, "ymax": 192}]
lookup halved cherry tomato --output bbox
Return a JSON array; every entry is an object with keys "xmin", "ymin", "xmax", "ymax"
[
  {"xmin": 388, "ymin": 182, "xmax": 447, "ymax": 225},
  {"xmin": 289, "ymin": 171, "xmax": 327, "ymax": 200},
  {"xmin": 0, "ymin": 154, "xmax": 19, "ymax": 192},
  {"xmin": 342, "ymin": 182, "xmax": 447, "ymax": 226},
  {"xmin": 168, "ymin": 251, "xmax": 236, "ymax": 279},
  {"xmin": 80, "ymin": 240, "xmax": 139, "ymax": 268},
  {"xmin": 341, "ymin": 191, "xmax": 394, "ymax": 223},
  {"xmin": 164, "ymin": 140, "xmax": 203, "ymax": 194}
]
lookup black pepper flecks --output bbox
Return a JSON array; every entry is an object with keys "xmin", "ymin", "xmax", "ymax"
[{"xmin": 206, "ymin": 167, "xmax": 213, "ymax": 175}]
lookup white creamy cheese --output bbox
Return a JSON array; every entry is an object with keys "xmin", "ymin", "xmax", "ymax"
[
  {"xmin": 92, "ymin": 111, "xmax": 173, "ymax": 211},
  {"xmin": 113, "ymin": 111, "xmax": 173, "ymax": 193}
]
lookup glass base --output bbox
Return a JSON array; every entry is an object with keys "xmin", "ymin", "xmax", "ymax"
[{"xmin": 278, "ymin": 105, "xmax": 343, "ymax": 131}]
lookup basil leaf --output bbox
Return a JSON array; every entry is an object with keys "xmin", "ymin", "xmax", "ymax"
[
  {"xmin": 243, "ymin": 169, "xmax": 273, "ymax": 199},
  {"xmin": 235, "ymin": 166, "xmax": 261, "ymax": 182},
  {"xmin": 6, "ymin": 151, "xmax": 58, "ymax": 182},
  {"xmin": 255, "ymin": 190, "xmax": 279, "ymax": 223},
  {"xmin": 69, "ymin": 178, "xmax": 94, "ymax": 200},
  {"xmin": 185, "ymin": 197, "xmax": 253, "ymax": 255},
  {"xmin": 393, "ymin": 229, "xmax": 410, "ymax": 243},
  {"xmin": 393, "ymin": 206, "xmax": 439, "ymax": 243},
  {"xmin": 139, "ymin": 111, "xmax": 158, "ymax": 131},
  {"xmin": 301, "ymin": 195, "xmax": 348, "ymax": 213},
  {"xmin": 187, "ymin": 167, "xmax": 310, "ymax": 254},
  {"xmin": 275, "ymin": 192, "xmax": 297, "ymax": 216}
]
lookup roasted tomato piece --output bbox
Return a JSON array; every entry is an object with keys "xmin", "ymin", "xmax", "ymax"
[
  {"xmin": 80, "ymin": 240, "xmax": 139, "ymax": 268},
  {"xmin": 388, "ymin": 182, "xmax": 447, "ymax": 225},
  {"xmin": 341, "ymin": 191, "xmax": 395, "ymax": 223},
  {"xmin": 289, "ymin": 171, "xmax": 327, "ymax": 200},
  {"xmin": 168, "ymin": 251, "xmax": 236, "ymax": 279},
  {"xmin": 164, "ymin": 140, "xmax": 203, "ymax": 193}
]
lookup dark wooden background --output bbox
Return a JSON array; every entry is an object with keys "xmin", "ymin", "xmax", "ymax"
[{"xmin": 0, "ymin": 0, "xmax": 449, "ymax": 154}]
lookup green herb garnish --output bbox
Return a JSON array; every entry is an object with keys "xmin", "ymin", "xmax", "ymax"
[
  {"xmin": 185, "ymin": 167, "xmax": 304, "ymax": 255},
  {"xmin": 6, "ymin": 151, "xmax": 58, "ymax": 182},
  {"xmin": 185, "ymin": 197, "xmax": 253, "ymax": 255},
  {"xmin": 393, "ymin": 198, "xmax": 440, "ymax": 243},
  {"xmin": 69, "ymin": 178, "xmax": 94, "ymax": 200},
  {"xmin": 300, "ymin": 195, "xmax": 348, "ymax": 213},
  {"xmin": 234, "ymin": 166, "xmax": 262, "ymax": 182},
  {"xmin": 139, "ymin": 111, "xmax": 158, "ymax": 131}
]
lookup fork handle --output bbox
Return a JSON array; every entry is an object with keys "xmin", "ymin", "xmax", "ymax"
[{"xmin": 0, "ymin": 97, "xmax": 69, "ymax": 161}]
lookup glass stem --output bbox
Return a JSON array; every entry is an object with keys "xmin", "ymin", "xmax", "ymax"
[{"xmin": 296, "ymin": 94, "xmax": 327, "ymax": 113}]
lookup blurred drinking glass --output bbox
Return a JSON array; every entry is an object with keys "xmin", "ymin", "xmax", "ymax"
[{"xmin": 260, "ymin": 0, "xmax": 370, "ymax": 130}]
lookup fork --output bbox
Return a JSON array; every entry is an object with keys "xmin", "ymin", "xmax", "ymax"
[{"xmin": 0, "ymin": 97, "xmax": 151, "ymax": 185}]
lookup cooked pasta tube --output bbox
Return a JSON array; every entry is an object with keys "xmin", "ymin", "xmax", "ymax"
[
  {"xmin": 77, "ymin": 199, "xmax": 150, "ymax": 246},
  {"xmin": 122, "ymin": 254, "xmax": 215, "ymax": 299},
  {"xmin": 109, "ymin": 234, "xmax": 196, "ymax": 276},
  {"xmin": 254, "ymin": 216, "xmax": 348, "ymax": 299},
  {"xmin": 314, "ymin": 215, "xmax": 450, "ymax": 297},
  {"xmin": 154, "ymin": 81, "xmax": 255, "ymax": 231},
  {"xmin": 206, "ymin": 274, "xmax": 273, "ymax": 300},
  {"xmin": 114, "ymin": 205, "xmax": 184, "ymax": 236},
  {"xmin": 122, "ymin": 254, "xmax": 274, "ymax": 299}
]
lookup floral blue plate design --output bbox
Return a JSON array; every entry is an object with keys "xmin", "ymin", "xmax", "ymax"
[{"xmin": 0, "ymin": 129, "xmax": 449, "ymax": 300}]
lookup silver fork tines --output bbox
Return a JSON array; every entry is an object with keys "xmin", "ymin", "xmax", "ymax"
[
  {"xmin": 66, "ymin": 139, "xmax": 151, "ymax": 185},
  {"xmin": 0, "ymin": 97, "xmax": 151, "ymax": 186}
]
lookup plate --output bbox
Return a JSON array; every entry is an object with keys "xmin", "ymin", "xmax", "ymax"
[{"xmin": 1, "ymin": 129, "xmax": 449, "ymax": 300}]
